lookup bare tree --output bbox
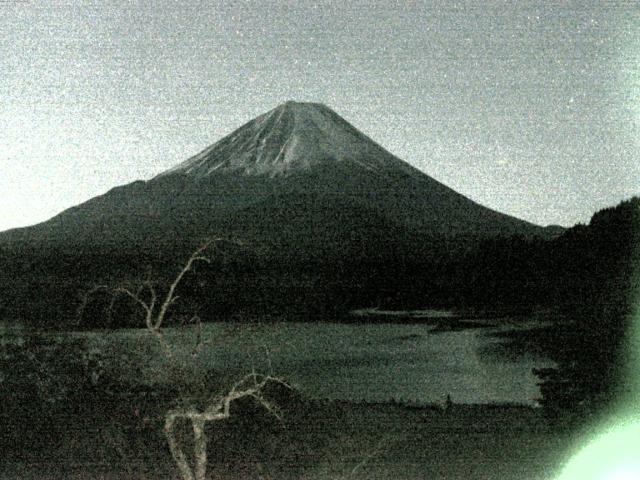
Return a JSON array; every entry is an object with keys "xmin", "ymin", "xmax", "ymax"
[
  {"xmin": 77, "ymin": 240, "xmax": 213, "ymax": 353},
  {"xmin": 78, "ymin": 238, "xmax": 292, "ymax": 480},
  {"xmin": 164, "ymin": 371, "xmax": 290, "ymax": 480}
]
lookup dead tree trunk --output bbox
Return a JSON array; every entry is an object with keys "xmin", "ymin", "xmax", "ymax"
[
  {"xmin": 163, "ymin": 372, "xmax": 289, "ymax": 480},
  {"xmin": 78, "ymin": 239, "xmax": 290, "ymax": 480},
  {"xmin": 78, "ymin": 240, "xmax": 216, "ymax": 355}
]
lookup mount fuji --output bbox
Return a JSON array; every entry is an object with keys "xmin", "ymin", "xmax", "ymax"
[
  {"xmin": 1, "ymin": 101, "xmax": 558, "ymax": 254},
  {"xmin": 1, "ymin": 101, "xmax": 565, "ymax": 321}
]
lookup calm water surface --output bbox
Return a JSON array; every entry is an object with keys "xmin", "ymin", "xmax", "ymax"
[{"xmin": 1, "ymin": 319, "xmax": 555, "ymax": 405}]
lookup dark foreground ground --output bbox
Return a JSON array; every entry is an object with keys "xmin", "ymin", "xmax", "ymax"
[{"xmin": 2, "ymin": 398, "xmax": 573, "ymax": 480}]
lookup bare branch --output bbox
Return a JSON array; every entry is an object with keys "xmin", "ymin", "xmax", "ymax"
[
  {"xmin": 76, "ymin": 284, "xmax": 111, "ymax": 325},
  {"xmin": 164, "ymin": 415, "xmax": 195, "ymax": 480},
  {"xmin": 77, "ymin": 236, "xmax": 280, "ymax": 480},
  {"xmin": 105, "ymin": 291, "xmax": 118, "ymax": 326},
  {"xmin": 154, "ymin": 240, "xmax": 214, "ymax": 331},
  {"xmin": 192, "ymin": 417, "xmax": 207, "ymax": 480},
  {"xmin": 163, "ymin": 372, "xmax": 293, "ymax": 480},
  {"xmin": 114, "ymin": 286, "xmax": 154, "ymax": 327}
]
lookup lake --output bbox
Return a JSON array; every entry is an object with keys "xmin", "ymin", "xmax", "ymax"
[
  {"xmin": 1, "ymin": 318, "xmax": 555, "ymax": 406},
  {"xmin": 87, "ymin": 318, "xmax": 554, "ymax": 406}
]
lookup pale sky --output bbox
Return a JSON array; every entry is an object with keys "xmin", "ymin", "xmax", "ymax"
[{"xmin": 1, "ymin": 0, "xmax": 638, "ymax": 232}]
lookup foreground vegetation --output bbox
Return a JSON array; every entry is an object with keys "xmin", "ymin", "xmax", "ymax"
[
  {"xmin": 0, "ymin": 319, "xmax": 574, "ymax": 480},
  {"xmin": 2, "ymin": 375, "xmax": 571, "ymax": 480}
]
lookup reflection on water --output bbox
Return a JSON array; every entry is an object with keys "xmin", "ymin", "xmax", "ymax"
[
  {"xmin": 1, "ymin": 319, "xmax": 555, "ymax": 406},
  {"xmin": 235, "ymin": 322, "xmax": 555, "ymax": 406}
]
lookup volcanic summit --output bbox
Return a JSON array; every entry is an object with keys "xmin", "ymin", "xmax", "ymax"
[
  {"xmin": 158, "ymin": 101, "xmax": 420, "ymax": 179},
  {"xmin": 0, "ymin": 101, "xmax": 557, "ymax": 252}
]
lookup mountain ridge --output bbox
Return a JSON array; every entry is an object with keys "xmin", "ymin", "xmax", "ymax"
[{"xmin": 0, "ymin": 101, "xmax": 561, "ymax": 250}]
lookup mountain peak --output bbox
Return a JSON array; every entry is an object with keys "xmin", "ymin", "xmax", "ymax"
[
  {"xmin": 158, "ymin": 102, "xmax": 418, "ymax": 179},
  {"xmin": 272, "ymin": 100, "xmax": 332, "ymax": 114},
  {"xmin": 277, "ymin": 100, "xmax": 326, "ymax": 109}
]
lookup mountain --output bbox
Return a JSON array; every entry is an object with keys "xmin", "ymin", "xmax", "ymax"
[
  {"xmin": 158, "ymin": 101, "xmax": 420, "ymax": 178},
  {"xmin": 0, "ymin": 102, "xmax": 564, "ymax": 323},
  {"xmin": 1, "ymin": 101, "xmax": 558, "ymax": 252}
]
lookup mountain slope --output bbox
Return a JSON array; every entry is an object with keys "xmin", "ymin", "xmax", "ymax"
[
  {"xmin": 1, "ymin": 102, "xmax": 558, "ymax": 251},
  {"xmin": 158, "ymin": 101, "xmax": 420, "ymax": 178}
]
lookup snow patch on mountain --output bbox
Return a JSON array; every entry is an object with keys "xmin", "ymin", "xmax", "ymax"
[{"xmin": 157, "ymin": 101, "xmax": 420, "ymax": 179}]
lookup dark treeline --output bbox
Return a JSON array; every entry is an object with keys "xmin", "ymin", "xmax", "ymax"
[
  {"xmin": 2, "ymin": 199, "xmax": 637, "ymax": 308},
  {"xmin": 1, "ymin": 197, "xmax": 637, "ymax": 327},
  {"xmin": 456, "ymin": 197, "xmax": 639, "ymax": 315},
  {"xmin": 428, "ymin": 197, "xmax": 637, "ymax": 423},
  {"xmin": 451, "ymin": 196, "xmax": 639, "ymax": 422}
]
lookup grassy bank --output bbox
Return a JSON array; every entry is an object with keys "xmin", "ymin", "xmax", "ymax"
[{"xmin": 2, "ymin": 398, "xmax": 572, "ymax": 480}]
